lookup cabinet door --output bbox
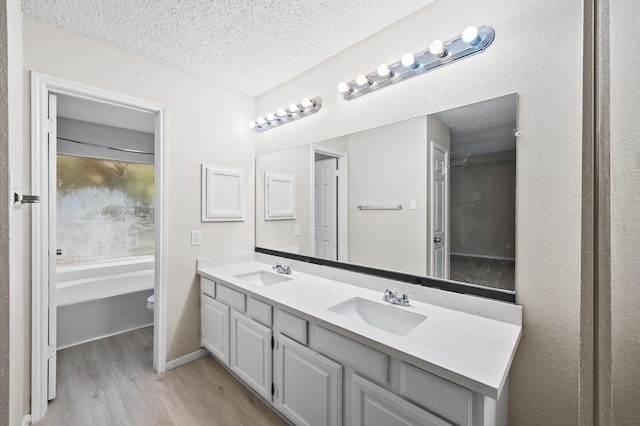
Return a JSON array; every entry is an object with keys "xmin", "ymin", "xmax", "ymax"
[
  {"xmin": 274, "ymin": 334, "xmax": 342, "ymax": 426},
  {"xmin": 201, "ymin": 294, "xmax": 230, "ymax": 366},
  {"xmin": 352, "ymin": 374, "xmax": 452, "ymax": 426},
  {"xmin": 230, "ymin": 311, "xmax": 272, "ymax": 401}
]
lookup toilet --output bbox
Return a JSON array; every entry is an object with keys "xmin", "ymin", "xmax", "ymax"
[{"xmin": 146, "ymin": 294, "xmax": 155, "ymax": 310}]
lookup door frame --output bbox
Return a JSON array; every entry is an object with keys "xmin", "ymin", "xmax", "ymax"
[
  {"xmin": 30, "ymin": 72, "xmax": 168, "ymax": 421},
  {"xmin": 311, "ymin": 145, "xmax": 348, "ymax": 262}
]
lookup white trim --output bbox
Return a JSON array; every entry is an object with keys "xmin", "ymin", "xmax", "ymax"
[
  {"xmin": 30, "ymin": 72, "xmax": 169, "ymax": 422},
  {"xmin": 22, "ymin": 414, "xmax": 32, "ymax": 426},
  {"xmin": 311, "ymin": 145, "xmax": 349, "ymax": 262},
  {"xmin": 165, "ymin": 348, "xmax": 210, "ymax": 371}
]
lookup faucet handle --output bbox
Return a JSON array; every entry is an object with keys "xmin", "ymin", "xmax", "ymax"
[
  {"xmin": 382, "ymin": 288, "xmax": 394, "ymax": 302},
  {"xmin": 399, "ymin": 293, "xmax": 410, "ymax": 306}
]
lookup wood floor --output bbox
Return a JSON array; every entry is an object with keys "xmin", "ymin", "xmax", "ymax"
[{"xmin": 36, "ymin": 327, "xmax": 287, "ymax": 426}]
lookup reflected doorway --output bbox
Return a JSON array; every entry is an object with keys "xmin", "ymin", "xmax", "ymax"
[{"xmin": 312, "ymin": 146, "xmax": 348, "ymax": 262}]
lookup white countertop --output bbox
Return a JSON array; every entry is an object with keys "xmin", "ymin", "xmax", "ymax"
[{"xmin": 197, "ymin": 257, "xmax": 521, "ymax": 399}]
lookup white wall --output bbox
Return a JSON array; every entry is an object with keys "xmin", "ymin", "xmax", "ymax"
[
  {"xmin": 22, "ymin": 15, "xmax": 256, "ymax": 370},
  {"xmin": 256, "ymin": 145, "xmax": 312, "ymax": 254},
  {"xmin": 610, "ymin": 1, "xmax": 640, "ymax": 424},
  {"xmin": 348, "ymin": 117, "xmax": 428, "ymax": 275},
  {"xmin": 256, "ymin": 1, "xmax": 585, "ymax": 424},
  {"xmin": 3, "ymin": 0, "xmax": 27, "ymax": 423},
  {"xmin": 0, "ymin": 4, "xmax": 11, "ymax": 423}
]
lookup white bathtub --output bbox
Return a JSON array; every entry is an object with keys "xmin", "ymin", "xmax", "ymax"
[{"xmin": 57, "ymin": 267, "xmax": 154, "ymax": 349}]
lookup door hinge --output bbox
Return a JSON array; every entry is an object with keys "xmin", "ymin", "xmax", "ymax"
[
  {"xmin": 271, "ymin": 383, "xmax": 275, "ymax": 396},
  {"xmin": 47, "ymin": 118, "xmax": 57, "ymax": 134},
  {"xmin": 48, "ymin": 344, "xmax": 56, "ymax": 359},
  {"xmin": 271, "ymin": 336, "xmax": 274, "ymax": 349}
]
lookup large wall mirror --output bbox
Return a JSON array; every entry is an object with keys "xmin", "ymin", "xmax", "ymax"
[{"xmin": 256, "ymin": 94, "xmax": 517, "ymax": 298}]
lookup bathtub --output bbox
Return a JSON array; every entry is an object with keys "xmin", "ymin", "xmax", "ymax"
[{"xmin": 57, "ymin": 266, "xmax": 154, "ymax": 349}]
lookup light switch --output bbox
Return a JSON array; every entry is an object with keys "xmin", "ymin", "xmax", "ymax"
[
  {"xmin": 410, "ymin": 199, "xmax": 417, "ymax": 210},
  {"xmin": 294, "ymin": 225, "xmax": 301, "ymax": 236},
  {"xmin": 191, "ymin": 230, "xmax": 202, "ymax": 246}
]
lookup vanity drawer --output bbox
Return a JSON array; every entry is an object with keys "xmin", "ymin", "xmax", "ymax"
[
  {"xmin": 315, "ymin": 326, "xmax": 388, "ymax": 384},
  {"xmin": 400, "ymin": 362, "xmax": 472, "ymax": 426},
  {"xmin": 201, "ymin": 277, "xmax": 216, "ymax": 298},
  {"xmin": 247, "ymin": 297, "xmax": 272, "ymax": 327},
  {"xmin": 216, "ymin": 284, "xmax": 245, "ymax": 313},
  {"xmin": 276, "ymin": 309, "xmax": 307, "ymax": 344}
]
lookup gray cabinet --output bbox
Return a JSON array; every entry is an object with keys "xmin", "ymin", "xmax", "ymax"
[
  {"xmin": 352, "ymin": 374, "xmax": 452, "ymax": 426},
  {"xmin": 274, "ymin": 333, "xmax": 342, "ymax": 426},
  {"xmin": 201, "ymin": 293, "xmax": 230, "ymax": 366},
  {"xmin": 230, "ymin": 310, "xmax": 272, "ymax": 401}
]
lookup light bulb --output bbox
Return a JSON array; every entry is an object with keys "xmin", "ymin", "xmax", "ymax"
[
  {"xmin": 256, "ymin": 117, "xmax": 267, "ymax": 126},
  {"xmin": 429, "ymin": 39, "xmax": 445, "ymax": 57},
  {"xmin": 355, "ymin": 73, "xmax": 370, "ymax": 86},
  {"xmin": 337, "ymin": 81, "xmax": 351, "ymax": 93},
  {"xmin": 288, "ymin": 103, "xmax": 300, "ymax": 113},
  {"xmin": 401, "ymin": 53, "xmax": 417, "ymax": 68},
  {"xmin": 276, "ymin": 108, "xmax": 288, "ymax": 118},
  {"xmin": 377, "ymin": 64, "xmax": 391, "ymax": 78},
  {"xmin": 266, "ymin": 112, "xmax": 276, "ymax": 122},
  {"xmin": 248, "ymin": 121, "xmax": 257, "ymax": 129},
  {"xmin": 462, "ymin": 26, "xmax": 480, "ymax": 44},
  {"xmin": 301, "ymin": 98, "xmax": 313, "ymax": 108}
]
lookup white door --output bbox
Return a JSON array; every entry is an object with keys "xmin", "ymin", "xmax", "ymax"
[
  {"xmin": 314, "ymin": 157, "xmax": 338, "ymax": 260},
  {"xmin": 47, "ymin": 93, "xmax": 58, "ymax": 400},
  {"xmin": 230, "ymin": 311, "xmax": 272, "ymax": 401},
  {"xmin": 430, "ymin": 142, "xmax": 449, "ymax": 279},
  {"xmin": 274, "ymin": 334, "xmax": 342, "ymax": 426}
]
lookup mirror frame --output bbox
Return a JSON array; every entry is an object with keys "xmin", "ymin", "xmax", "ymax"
[{"xmin": 255, "ymin": 247, "xmax": 516, "ymax": 303}]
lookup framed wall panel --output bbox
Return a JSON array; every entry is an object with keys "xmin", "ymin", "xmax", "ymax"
[
  {"xmin": 265, "ymin": 172, "xmax": 296, "ymax": 220},
  {"xmin": 202, "ymin": 164, "xmax": 245, "ymax": 221}
]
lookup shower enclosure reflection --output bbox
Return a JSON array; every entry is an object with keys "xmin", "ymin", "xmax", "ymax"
[{"xmin": 256, "ymin": 94, "xmax": 516, "ymax": 291}]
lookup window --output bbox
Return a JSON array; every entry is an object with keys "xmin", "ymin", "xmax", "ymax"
[{"xmin": 56, "ymin": 155, "xmax": 154, "ymax": 266}]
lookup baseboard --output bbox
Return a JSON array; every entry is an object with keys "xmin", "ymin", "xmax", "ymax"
[
  {"xmin": 165, "ymin": 348, "xmax": 209, "ymax": 371},
  {"xmin": 57, "ymin": 323, "xmax": 153, "ymax": 350},
  {"xmin": 23, "ymin": 414, "xmax": 32, "ymax": 426}
]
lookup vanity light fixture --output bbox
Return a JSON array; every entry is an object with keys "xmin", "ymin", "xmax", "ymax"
[
  {"xmin": 249, "ymin": 96, "xmax": 322, "ymax": 133},
  {"xmin": 337, "ymin": 25, "xmax": 495, "ymax": 101}
]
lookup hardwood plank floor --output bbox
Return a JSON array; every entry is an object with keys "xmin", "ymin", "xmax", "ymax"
[{"xmin": 36, "ymin": 327, "xmax": 287, "ymax": 426}]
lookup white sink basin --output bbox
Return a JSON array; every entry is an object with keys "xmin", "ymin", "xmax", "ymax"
[
  {"xmin": 234, "ymin": 270, "xmax": 293, "ymax": 287},
  {"xmin": 328, "ymin": 297, "xmax": 426, "ymax": 336}
]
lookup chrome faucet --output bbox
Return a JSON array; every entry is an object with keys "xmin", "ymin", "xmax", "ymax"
[
  {"xmin": 273, "ymin": 263, "xmax": 292, "ymax": 275},
  {"xmin": 382, "ymin": 288, "xmax": 410, "ymax": 306}
]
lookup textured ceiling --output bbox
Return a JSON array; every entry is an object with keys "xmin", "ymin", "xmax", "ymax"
[
  {"xmin": 435, "ymin": 94, "xmax": 517, "ymax": 159},
  {"xmin": 22, "ymin": 0, "xmax": 432, "ymax": 97}
]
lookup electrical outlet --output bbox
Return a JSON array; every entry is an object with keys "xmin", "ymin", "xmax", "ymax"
[
  {"xmin": 191, "ymin": 230, "xmax": 202, "ymax": 246},
  {"xmin": 294, "ymin": 225, "xmax": 301, "ymax": 236}
]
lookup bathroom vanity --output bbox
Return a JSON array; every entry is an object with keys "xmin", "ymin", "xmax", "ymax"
[{"xmin": 197, "ymin": 252, "xmax": 521, "ymax": 426}]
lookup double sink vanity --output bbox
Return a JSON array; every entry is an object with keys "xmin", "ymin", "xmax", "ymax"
[{"xmin": 197, "ymin": 252, "xmax": 521, "ymax": 426}]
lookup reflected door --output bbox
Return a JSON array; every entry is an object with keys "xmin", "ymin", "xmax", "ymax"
[
  {"xmin": 314, "ymin": 158, "xmax": 338, "ymax": 259},
  {"xmin": 430, "ymin": 142, "xmax": 449, "ymax": 279}
]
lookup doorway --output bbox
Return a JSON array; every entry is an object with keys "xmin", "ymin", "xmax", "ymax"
[
  {"xmin": 312, "ymin": 146, "xmax": 348, "ymax": 262},
  {"xmin": 30, "ymin": 73, "xmax": 168, "ymax": 422}
]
